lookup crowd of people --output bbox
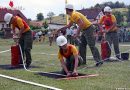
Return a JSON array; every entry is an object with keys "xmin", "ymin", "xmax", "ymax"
[
  {"xmin": 30, "ymin": 25, "xmax": 130, "ymax": 47},
  {"xmin": 32, "ymin": 30, "xmax": 62, "ymax": 45},
  {"xmin": 118, "ymin": 27, "xmax": 130, "ymax": 42}
]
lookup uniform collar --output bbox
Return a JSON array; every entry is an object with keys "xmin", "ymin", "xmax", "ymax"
[{"xmin": 70, "ymin": 11, "xmax": 75, "ymax": 17}]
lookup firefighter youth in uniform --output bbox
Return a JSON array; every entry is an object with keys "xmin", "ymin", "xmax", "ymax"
[
  {"xmin": 99, "ymin": 6, "xmax": 121, "ymax": 60},
  {"xmin": 56, "ymin": 36, "xmax": 83, "ymax": 77},
  {"xmin": 4, "ymin": 13, "xmax": 33, "ymax": 67}
]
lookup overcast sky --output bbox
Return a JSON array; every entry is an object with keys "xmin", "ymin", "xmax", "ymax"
[{"xmin": 0, "ymin": 0, "xmax": 130, "ymax": 20}]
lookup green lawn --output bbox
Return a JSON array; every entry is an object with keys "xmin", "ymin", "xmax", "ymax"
[{"xmin": 0, "ymin": 38, "xmax": 130, "ymax": 90}]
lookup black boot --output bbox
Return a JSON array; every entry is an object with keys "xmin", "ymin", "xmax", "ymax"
[{"xmin": 95, "ymin": 61, "xmax": 103, "ymax": 67}]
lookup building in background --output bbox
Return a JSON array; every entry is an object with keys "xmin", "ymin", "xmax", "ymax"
[{"xmin": 77, "ymin": 8, "xmax": 104, "ymax": 23}]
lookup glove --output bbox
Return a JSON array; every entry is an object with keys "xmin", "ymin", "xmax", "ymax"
[
  {"xmin": 13, "ymin": 35, "xmax": 19, "ymax": 43},
  {"xmin": 72, "ymin": 70, "xmax": 78, "ymax": 77},
  {"xmin": 67, "ymin": 72, "xmax": 72, "ymax": 77}
]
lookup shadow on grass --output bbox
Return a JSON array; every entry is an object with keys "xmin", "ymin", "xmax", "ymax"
[
  {"xmin": 36, "ymin": 71, "xmax": 89, "ymax": 80},
  {"xmin": 36, "ymin": 71, "xmax": 65, "ymax": 79}
]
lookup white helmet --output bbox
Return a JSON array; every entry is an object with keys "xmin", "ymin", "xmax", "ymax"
[
  {"xmin": 104, "ymin": 6, "xmax": 112, "ymax": 13},
  {"xmin": 56, "ymin": 35, "xmax": 67, "ymax": 46},
  {"xmin": 65, "ymin": 4, "xmax": 74, "ymax": 10},
  {"xmin": 4, "ymin": 13, "xmax": 13, "ymax": 24}
]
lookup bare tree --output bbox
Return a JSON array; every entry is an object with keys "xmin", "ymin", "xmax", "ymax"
[{"xmin": 47, "ymin": 12, "xmax": 55, "ymax": 23}]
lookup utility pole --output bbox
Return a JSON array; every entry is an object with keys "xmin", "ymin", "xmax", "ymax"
[{"xmin": 65, "ymin": 0, "xmax": 68, "ymax": 25}]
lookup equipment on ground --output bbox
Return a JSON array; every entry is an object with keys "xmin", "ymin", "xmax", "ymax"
[
  {"xmin": 121, "ymin": 53, "xmax": 129, "ymax": 60},
  {"xmin": 101, "ymin": 39, "xmax": 111, "ymax": 61},
  {"xmin": 11, "ymin": 44, "xmax": 21, "ymax": 67}
]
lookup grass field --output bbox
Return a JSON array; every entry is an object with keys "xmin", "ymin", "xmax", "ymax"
[{"xmin": 0, "ymin": 38, "xmax": 130, "ymax": 90}]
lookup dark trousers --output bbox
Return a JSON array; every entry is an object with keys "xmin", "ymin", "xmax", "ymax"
[
  {"xmin": 106, "ymin": 32, "xmax": 120, "ymax": 58},
  {"xmin": 19, "ymin": 30, "xmax": 33, "ymax": 65},
  {"xmin": 62, "ymin": 55, "xmax": 83, "ymax": 75},
  {"xmin": 79, "ymin": 25, "xmax": 101, "ymax": 64},
  {"xmin": 49, "ymin": 37, "xmax": 53, "ymax": 46},
  {"xmin": 67, "ymin": 35, "xmax": 72, "ymax": 44}
]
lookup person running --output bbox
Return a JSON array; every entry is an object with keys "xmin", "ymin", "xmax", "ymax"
[
  {"xmin": 48, "ymin": 30, "xmax": 53, "ymax": 46},
  {"xmin": 57, "ymin": 4, "xmax": 103, "ymax": 66},
  {"xmin": 56, "ymin": 35, "xmax": 83, "ymax": 77},
  {"xmin": 99, "ymin": 6, "xmax": 121, "ymax": 60},
  {"xmin": 4, "ymin": 13, "xmax": 33, "ymax": 68}
]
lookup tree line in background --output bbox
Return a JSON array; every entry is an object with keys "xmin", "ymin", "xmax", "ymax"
[
  {"xmin": 36, "ymin": 12, "xmax": 55, "ymax": 22},
  {"xmin": 94, "ymin": 1, "xmax": 126, "ymax": 9}
]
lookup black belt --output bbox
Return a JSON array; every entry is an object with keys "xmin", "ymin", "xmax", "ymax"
[
  {"xmin": 107, "ymin": 31, "xmax": 117, "ymax": 33},
  {"xmin": 22, "ymin": 30, "xmax": 31, "ymax": 35},
  {"xmin": 83, "ymin": 24, "xmax": 93, "ymax": 31}
]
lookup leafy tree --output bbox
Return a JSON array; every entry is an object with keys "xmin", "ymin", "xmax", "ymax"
[
  {"xmin": 115, "ymin": 1, "xmax": 120, "ymax": 8},
  {"xmin": 95, "ymin": 3, "xmax": 101, "ymax": 8},
  {"xmin": 127, "ymin": 5, "xmax": 130, "ymax": 22},
  {"xmin": 47, "ymin": 12, "xmax": 55, "ymax": 23},
  {"xmin": 113, "ymin": 11, "xmax": 123, "ymax": 25},
  {"xmin": 94, "ymin": 1, "xmax": 126, "ymax": 9},
  {"xmin": 120, "ymin": 21, "xmax": 128, "ymax": 27},
  {"xmin": 37, "ymin": 13, "xmax": 44, "ymax": 21},
  {"xmin": 43, "ymin": 21, "xmax": 48, "ymax": 29},
  {"xmin": 30, "ymin": 25, "xmax": 41, "ymax": 30}
]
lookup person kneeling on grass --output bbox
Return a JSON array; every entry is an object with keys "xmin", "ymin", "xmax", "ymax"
[{"xmin": 56, "ymin": 35, "xmax": 83, "ymax": 77}]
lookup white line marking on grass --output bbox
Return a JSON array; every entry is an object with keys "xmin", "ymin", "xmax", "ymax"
[
  {"xmin": 40, "ymin": 52, "xmax": 57, "ymax": 56},
  {"xmin": 40, "ymin": 52, "xmax": 93, "ymax": 58},
  {"xmin": 0, "ymin": 74, "xmax": 62, "ymax": 90},
  {"xmin": 0, "ymin": 49, "xmax": 11, "ymax": 54},
  {"xmin": 120, "ymin": 45, "xmax": 130, "ymax": 47}
]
